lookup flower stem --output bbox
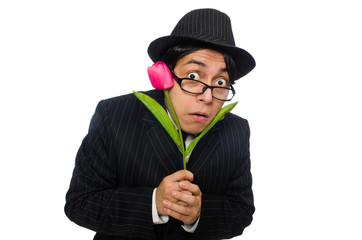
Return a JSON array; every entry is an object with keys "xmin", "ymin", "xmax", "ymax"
[{"xmin": 164, "ymin": 90, "xmax": 186, "ymax": 169}]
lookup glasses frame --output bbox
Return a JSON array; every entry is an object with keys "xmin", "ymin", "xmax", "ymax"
[{"xmin": 171, "ymin": 73, "xmax": 235, "ymax": 101}]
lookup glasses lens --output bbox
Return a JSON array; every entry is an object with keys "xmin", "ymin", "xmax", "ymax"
[
  {"xmin": 181, "ymin": 79, "xmax": 233, "ymax": 101},
  {"xmin": 181, "ymin": 79, "xmax": 204, "ymax": 93},
  {"xmin": 213, "ymin": 87, "xmax": 232, "ymax": 100}
]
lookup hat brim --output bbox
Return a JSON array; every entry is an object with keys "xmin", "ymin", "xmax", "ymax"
[{"xmin": 148, "ymin": 36, "xmax": 255, "ymax": 80}]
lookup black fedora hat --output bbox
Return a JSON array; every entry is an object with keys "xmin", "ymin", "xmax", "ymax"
[{"xmin": 148, "ymin": 8, "xmax": 255, "ymax": 80}]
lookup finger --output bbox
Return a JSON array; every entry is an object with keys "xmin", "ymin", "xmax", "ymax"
[
  {"xmin": 165, "ymin": 170, "xmax": 194, "ymax": 182},
  {"xmin": 172, "ymin": 190, "xmax": 200, "ymax": 207},
  {"xmin": 163, "ymin": 200, "xmax": 199, "ymax": 225},
  {"xmin": 180, "ymin": 190, "xmax": 192, "ymax": 195},
  {"xmin": 179, "ymin": 181, "xmax": 201, "ymax": 196},
  {"xmin": 175, "ymin": 190, "xmax": 191, "ymax": 206},
  {"xmin": 163, "ymin": 200, "xmax": 190, "ymax": 217}
]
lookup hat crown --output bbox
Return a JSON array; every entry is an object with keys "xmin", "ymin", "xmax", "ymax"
[
  {"xmin": 171, "ymin": 9, "xmax": 235, "ymax": 47},
  {"xmin": 148, "ymin": 8, "xmax": 255, "ymax": 80}
]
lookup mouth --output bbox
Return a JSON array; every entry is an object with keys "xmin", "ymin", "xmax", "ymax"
[{"xmin": 189, "ymin": 112, "xmax": 209, "ymax": 122}]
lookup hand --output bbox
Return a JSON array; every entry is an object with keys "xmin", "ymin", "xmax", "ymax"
[
  {"xmin": 156, "ymin": 170, "xmax": 202, "ymax": 225},
  {"xmin": 156, "ymin": 170, "xmax": 193, "ymax": 214}
]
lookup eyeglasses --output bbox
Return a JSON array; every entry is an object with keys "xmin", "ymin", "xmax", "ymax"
[{"xmin": 172, "ymin": 73, "xmax": 235, "ymax": 101}]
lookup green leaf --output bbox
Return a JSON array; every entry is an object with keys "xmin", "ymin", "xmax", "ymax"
[
  {"xmin": 164, "ymin": 90, "xmax": 185, "ymax": 154},
  {"xmin": 133, "ymin": 91, "xmax": 182, "ymax": 151},
  {"xmin": 184, "ymin": 101, "xmax": 238, "ymax": 162}
]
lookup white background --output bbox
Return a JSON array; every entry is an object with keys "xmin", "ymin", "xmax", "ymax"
[{"xmin": 1, "ymin": 0, "xmax": 361, "ymax": 239}]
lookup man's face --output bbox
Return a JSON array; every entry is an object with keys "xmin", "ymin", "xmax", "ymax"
[{"xmin": 166, "ymin": 49, "xmax": 230, "ymax": 135}]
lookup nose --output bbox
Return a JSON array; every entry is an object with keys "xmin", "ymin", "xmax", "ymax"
[{"xmin": 197, "ymin": 87, "xmax": 213, "ymax": 103}]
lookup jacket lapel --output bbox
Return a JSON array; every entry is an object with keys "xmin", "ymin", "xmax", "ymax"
[
  {"xmin": 187, "ymin": 123, "xmax": 221, "ymax": 175},
  {"xmin": 141, "ymin": 91, "xmax": 180, "ymax": 174}
]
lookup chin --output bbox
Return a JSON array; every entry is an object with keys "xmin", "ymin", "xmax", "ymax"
[
  {"xmin": 187, "ymin": 127, "xmax": 205, "ymax": 135},
  {"xmin": 182, "ymin": 123, "xmax": 208, "ymax": 135}
]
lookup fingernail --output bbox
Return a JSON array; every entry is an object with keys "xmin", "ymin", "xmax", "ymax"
[{"xmin": 172, "ymin": 191, "xmax": 177, "ymax": 197}]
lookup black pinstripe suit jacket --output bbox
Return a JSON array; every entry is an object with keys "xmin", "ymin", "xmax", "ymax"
[{"xmin": 65, "ymin": 89, "xmax": 254, "ymax": 240}]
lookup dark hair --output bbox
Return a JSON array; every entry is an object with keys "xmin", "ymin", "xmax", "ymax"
[{"xmin": 161, "ymin": 43, "xmax": 237, "ymax": 84}]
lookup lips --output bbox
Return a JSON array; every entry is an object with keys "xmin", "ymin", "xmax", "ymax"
[{"xmin": 189, "ymin": 112, "xmax": 209, "ymax": 122}]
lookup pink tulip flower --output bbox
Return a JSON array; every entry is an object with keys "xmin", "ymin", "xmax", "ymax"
[{"xmin": 147, "ymin": 61, "xmax": 174, "ymax": 90}]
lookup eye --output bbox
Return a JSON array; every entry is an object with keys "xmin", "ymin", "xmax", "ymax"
[
  {"xmin": 187, "ymin": 72, "xmax": 200, "ymax": 80},
  {"xmin": 215, "ymin": 79, "xmax": 228, "ymax": 87}
]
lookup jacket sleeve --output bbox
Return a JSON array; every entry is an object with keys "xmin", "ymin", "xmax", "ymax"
[
  {"xmin": 64, "ymin": 100, "xmax": 156, "ymax": 239},
  {"xmin": 192, "ymin": 118, "xmax": 254, "ymax": 239}
]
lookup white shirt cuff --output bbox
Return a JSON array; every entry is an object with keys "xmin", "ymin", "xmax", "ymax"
[
  {"xmin": 152, "ymin": 188, "xmax": 169, "ymax": 224},
  {"xmin": 182, "ymin": 216, "xmax": 200, "ymax": 233}
]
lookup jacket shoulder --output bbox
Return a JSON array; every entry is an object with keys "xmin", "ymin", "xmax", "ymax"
[
  {"xmin": 223, "ymin": 112, "xmax": 249, "ymax": 129},
  {"xmin": 96, "ymin": 89, "xmax": 164, "ymax": 113},
  {"xmin": 219, "ymin": 112, "xmax": 250, "ymax": 142}
]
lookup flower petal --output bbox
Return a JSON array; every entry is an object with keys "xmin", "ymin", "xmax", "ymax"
[{"xmin": 147, "ymin": 61, "xmax": 174, "ymax": 90}]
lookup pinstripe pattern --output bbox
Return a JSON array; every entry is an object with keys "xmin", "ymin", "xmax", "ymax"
[
  {"xmin": 171, "ymin": 8, "xmax": 235, "ymax": 46},
  {"xmin": 65, "ymin": 89, "xmax": 254, "ymax": 239}
]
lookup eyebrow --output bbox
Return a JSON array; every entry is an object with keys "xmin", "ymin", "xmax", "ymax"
[
  {"xmin": 183, "ymin": 60, "xmax": 206, "ymax": 68},
  {"xmin": 183, "ymin": 60, "xmax": 228, "ymax": 73}
]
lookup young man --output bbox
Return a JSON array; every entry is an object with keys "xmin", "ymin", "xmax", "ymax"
[{"xmin": 65, "ymin": 8, "xmax": 255, "ymax": 240}]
